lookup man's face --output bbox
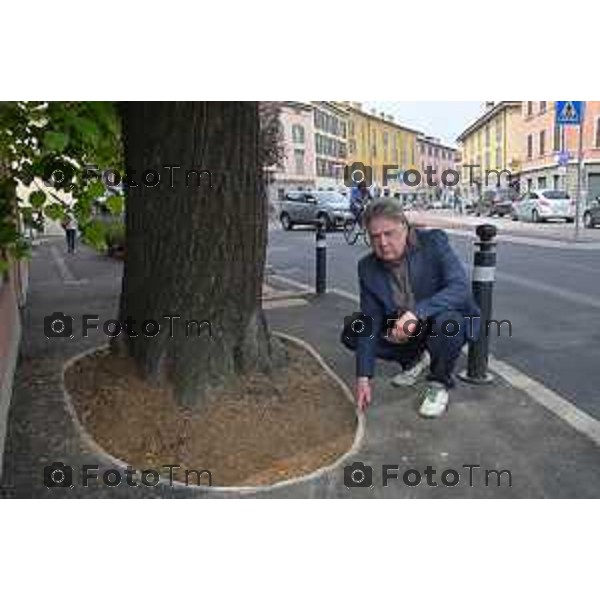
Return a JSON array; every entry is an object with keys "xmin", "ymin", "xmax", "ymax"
[{"xmin": 368, "ymin": 217, "xmax": 408, "ymax": 262}]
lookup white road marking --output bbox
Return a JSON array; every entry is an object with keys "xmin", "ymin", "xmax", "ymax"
[{"xmin": 272, "ymin": 274, "xmax": 600, "ymax": 446}]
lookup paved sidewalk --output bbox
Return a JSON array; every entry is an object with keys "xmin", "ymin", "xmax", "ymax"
[
  {"xmin": 407, "ymin": 209, "xmax": 600, "ymax": 247},
  {"xmin": 1, "ymin": 238, "xmax": 599, "ymax": 498}
]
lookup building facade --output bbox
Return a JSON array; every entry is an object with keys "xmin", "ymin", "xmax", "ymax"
[
  {"xmin": 457, "ymin": 101, "xmax": 523, "ymax": 201},
  {"xmin": 343, "ymin": 102, "xmax": 421, "ymax": 199},
  {"xmin": 265, "ymin": 101, "xmax": 317, "ymax": 204},
  {"xmin": 312, "ymin": 101, "xmax": 349, "ymax": 190},
  {"xmin": 416, "ymin": 135, "xmax": 460, "ymax": 204},
  {"xmin": 519, "ymin": 101, "xmax": 600, "ymax": 203},
  {"xmin": 0, "ymin": 254, "xmax": 27, "ymax": 479}
]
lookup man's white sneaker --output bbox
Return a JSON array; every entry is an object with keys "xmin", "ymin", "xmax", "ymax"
[
  {"xmin": 391, "ymin": 351, "xmax": 430, "ymax": 387},
  {"xmin": 418, "ymin": 383, "xmax": 449, "ymax": 418}
]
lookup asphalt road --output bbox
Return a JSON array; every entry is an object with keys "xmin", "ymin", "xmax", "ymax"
[{"xmin": 267, "ymin": 225, "xmax": 600, "ymax": 421}]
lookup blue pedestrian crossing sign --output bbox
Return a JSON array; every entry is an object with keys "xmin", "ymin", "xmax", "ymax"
[{"xmin": 555, "ymin": 101, "xmax": 584, "ymax": 125}]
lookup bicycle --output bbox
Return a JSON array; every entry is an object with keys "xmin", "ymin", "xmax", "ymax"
[{"xmin": 343, "ymin": 205, "xmax": 371, "ymax": 247}]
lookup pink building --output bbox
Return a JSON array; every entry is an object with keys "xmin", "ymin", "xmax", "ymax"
[
  {"xmin": 266, "ymin": 101, "xmax": 316, "ymax": 204},
  {"xmin": 417, "ymin": 136, "xmax": 460, "ymax": 204},
  {"xmin": 0, "ymin": 255, "xmax": 27, "ymax": 478},
  {"xmin": 520, "ymin": 101, "xmax": 600, "ymax": 202}
]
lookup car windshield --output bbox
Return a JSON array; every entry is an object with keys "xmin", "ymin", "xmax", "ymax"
[
  {"xmin": 313, "ymin": 192, "xmax": 347, "ymax": 205},
  {"xmin": 543, "ymin": 191, "xmax": 570, "ymax": 199}
]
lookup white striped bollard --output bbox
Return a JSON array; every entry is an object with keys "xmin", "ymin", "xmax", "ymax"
[{"xmin": 459, "ymin": 223, "xmax": 497, "ymax": 384}]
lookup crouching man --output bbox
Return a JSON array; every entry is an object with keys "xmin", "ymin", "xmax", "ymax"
[{"xmin": 341, "ymin": 198, "xmax": 480, "ymax": 418}]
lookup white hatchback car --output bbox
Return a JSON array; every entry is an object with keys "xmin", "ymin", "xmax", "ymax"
[{"xmin": 511, "ymin": 189, "xmax": 575, "ymax": 223}]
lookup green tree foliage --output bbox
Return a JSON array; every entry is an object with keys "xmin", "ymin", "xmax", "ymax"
[{"xmin": 0, "ymin": 101, "xmax": 123, "ymax": 270}]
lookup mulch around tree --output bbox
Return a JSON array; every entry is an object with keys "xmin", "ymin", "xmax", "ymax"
[{"xmin": 64, "ymin": 340, "xmax": 358, "ymax": 488}]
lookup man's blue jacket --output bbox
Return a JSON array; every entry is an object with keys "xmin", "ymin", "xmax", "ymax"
[{"xmin": 355, "ymin": 228, "xmax": 481, "ymax": 378}]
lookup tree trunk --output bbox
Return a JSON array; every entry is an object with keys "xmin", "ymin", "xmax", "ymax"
[{"xmin": 116, "ymin": 102, "xmax": 285, "ymax": 408}]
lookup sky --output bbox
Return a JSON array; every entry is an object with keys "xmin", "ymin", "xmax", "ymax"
[{"xmin": 363, "ymin": 101, "xmax": 485, "ymax": 147}]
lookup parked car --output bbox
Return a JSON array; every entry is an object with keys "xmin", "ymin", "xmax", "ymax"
[
  {"xmin": 476, "ymin": 188, "xmax": 518, "ymax": 217},
  {"xmin": 511, "ymin": 189, "xmax": 575, "ymax": 223},
  {"xmin": 583, "ymin": 197, "xmax": 600, "ymax": 228},
  {"xmin": 279, "ymin": 191, "xmax": 353, "ymax": 231}
]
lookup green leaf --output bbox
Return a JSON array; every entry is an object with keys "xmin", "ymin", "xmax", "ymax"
[
  {"xmin": 106, "ymin": 195, "xmax": 124, "ymax": 216},
  {"xmin": 82, "ymin": 219, "xmax": 108, "ymax": 250},
  {"xmin": 0, "ymin": 259, "xmax": 9, "ymax": 274},
  {"xmin": 43, "ymin": 203, "xmax": 66, "ymax": 222},
  {"xmin": 21, "ymin": 207, "xmax": 34, "ymax": 224},
  {"xmin": 44, "ymin": 131, "xmax": 69, "ymax": 152},
  {"xmin": 29, "ymin": 190, "xmax": 47, "ymax": 209}
]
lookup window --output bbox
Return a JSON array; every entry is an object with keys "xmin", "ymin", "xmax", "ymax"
[
  {"xmin": 277, "ymin": 188, "xmax": 285, "ymax": 201},
  {"xmin": 428, "ymin": 146, "xmax": 432, "ymax": 156},
  {"xmin": 527, "ymin": 134, "xmax": 533, "ymax": 158},
  {"xmin": 294, "ymin": 149, "xmax": 305, "ymax": 175},
  {"xmin": 537, "ymin": 177, "xmax": 546, "ymax": 189},
  {"xmin": 485, "ymin": 125, "xmax": 490, "ymax": 145},
  {"xmin": 527, "ymin": 179, "xmax": 532, "ymax": 191},
  {"xmin": 539, "ymin": 130, "xmax": 545, "ymax": 156},
  {"xmin": 527, "ymin": 101, "xmax": 533, "ymax": 116},
  {"xmin": 292, "ymin": 124, "xmax": 305, "ymax": 144},
  {"xmin": 348, "ymin": 140, "xmax": 356, "ymax": 154},
  {"xmin": 596, "ymin": 118, "xmax": 600, "ymax": 148},
  {"xmin": 553, "ymin": 175, "xmax": 560, "ymax": 190},
  {"xmin": 554, "ymin": 124, "xmax": 561, "ymax": 152},
  {"xmin": 540, "ymin": 101, "xmax": 547, "ymax": 113},
  {"xmin": 496, "ymin": 147, "xmax": 501, "ymax": 168},
  {"xmin": 348, "ymin": 120, "xmax": 355, "ymax": 136},
  {"xmin": 383, "ymin": 132, "xmax": 389, "ymax": 148}
]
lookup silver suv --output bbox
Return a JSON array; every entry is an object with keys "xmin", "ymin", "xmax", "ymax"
[{"xmin": 279, "ymin": 191, "xmax": 353, "ymax": 231}]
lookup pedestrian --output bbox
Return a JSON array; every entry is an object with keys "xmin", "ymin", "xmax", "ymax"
[
  {"xmin": 62, "ymin": 212, "xmax": 78, "ymax": 253},
  {"xmin": 340, "ymin": 198, "xmax": 480, "ymax": 418}
]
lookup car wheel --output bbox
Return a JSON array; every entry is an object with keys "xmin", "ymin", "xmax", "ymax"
[
  {"xmin": 583, "ymin": 212, "xmax": 594, "ymax": 228},
  {"xmin": 532, "ymin": 209, "xmax": 541, "ymax": 223},
  {"xmin": 511, "ymin": 212, "xmax": 519, "ymax": 221},
  {"xmin": 280, "ymin": 213, "xmax": 293, "ymax": 231}
]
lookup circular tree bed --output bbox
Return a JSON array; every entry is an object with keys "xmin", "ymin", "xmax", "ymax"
[{"xmin": 64, "ymin": 336, "xmax": 359, "ymax": 489}]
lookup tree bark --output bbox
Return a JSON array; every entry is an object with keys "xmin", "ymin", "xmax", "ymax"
[{"xmin": 116, "ymin": 102, "xmax": 285, "ymax": 408}]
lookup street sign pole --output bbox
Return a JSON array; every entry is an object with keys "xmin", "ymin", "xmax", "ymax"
[
  {"xmin": 555, "ymin": 102, "xmax": 585, "ymax": 240},
  {"xmin": 575, "ymin": 105, "xmax": 585, "ymax": 241}
]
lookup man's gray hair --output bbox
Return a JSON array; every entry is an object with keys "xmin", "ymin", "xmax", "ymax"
[{"xmin": 363, "ymin": 198, "xmax": 409, "ymax": 230}]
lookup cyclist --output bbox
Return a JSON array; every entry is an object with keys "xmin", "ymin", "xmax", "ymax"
[{"xmin": 350, "ymin": 179, "xmax": 372, "ymax": 223}]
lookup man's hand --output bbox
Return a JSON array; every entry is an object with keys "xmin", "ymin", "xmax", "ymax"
[
  {"xmin": 388, "ymin": 310, "xmax": 419, "ymax": 342},
  {"xmin": 356, "ymin": 377, "xmax": 372, "ymax": 411}
]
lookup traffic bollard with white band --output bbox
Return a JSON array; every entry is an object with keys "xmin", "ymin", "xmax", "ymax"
[
  {"xmin": 459, "ymin": 223, "xmax": 497, "ymax": 384},
  {"xmin": 316, "ymin": 224, "xmax": 327, "ymax": 294}
]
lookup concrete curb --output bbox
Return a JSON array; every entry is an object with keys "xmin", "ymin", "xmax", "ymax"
[{"xmin": 60, "ymin": 331, "xmax": 365, "ymax": 495}]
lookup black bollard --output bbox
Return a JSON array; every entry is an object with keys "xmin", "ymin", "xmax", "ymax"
[
  {"xmin": 458, "ymin": 223, "xmax": 497, "ymax": 384},
  {"xmin": 315, "ymin": 223, "xmax": 327, "ymax": 294}
]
